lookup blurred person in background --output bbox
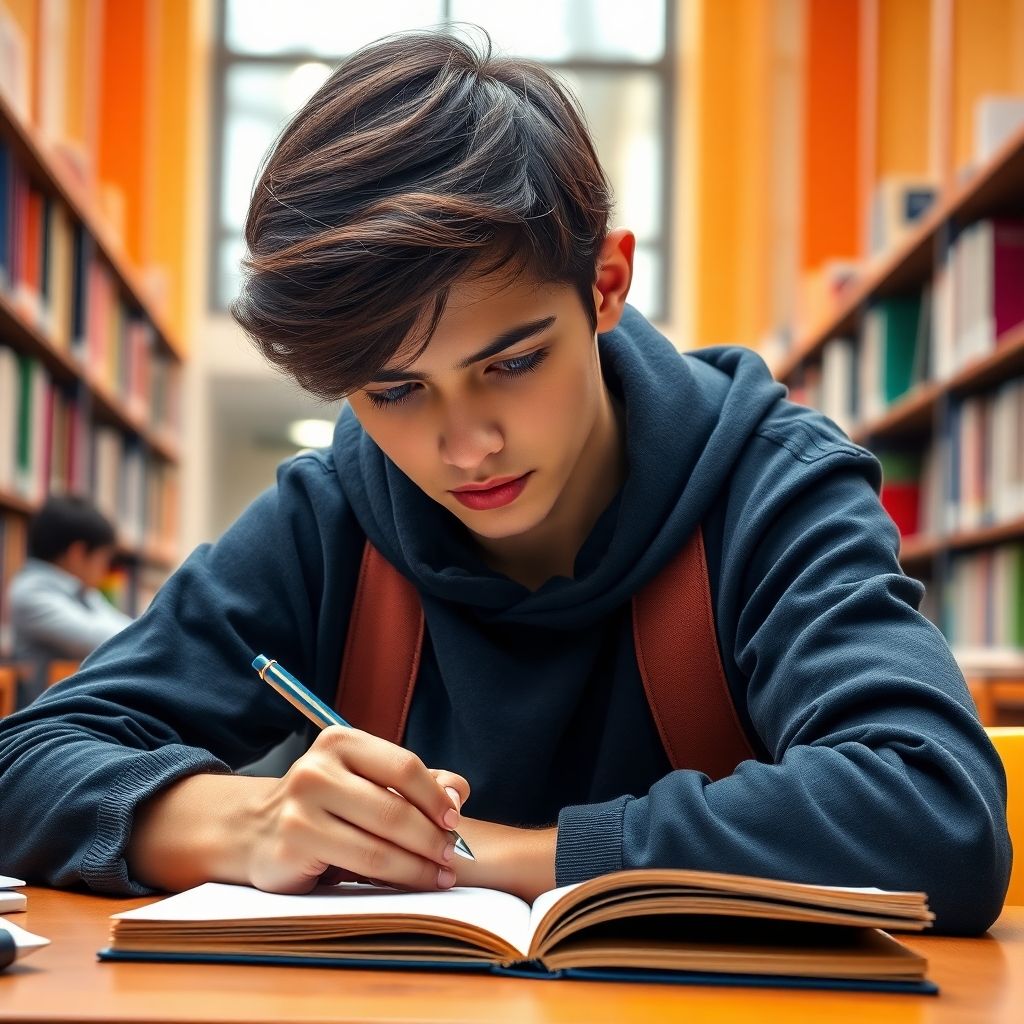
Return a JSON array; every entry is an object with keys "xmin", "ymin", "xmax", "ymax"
[{"xmin": 8, "ymin": 494, "xmax": 132, "ymax": 708}]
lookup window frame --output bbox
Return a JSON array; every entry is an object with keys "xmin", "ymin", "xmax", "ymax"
[{"xmin": 209, "ymin": 0, "xmax": 677, "ymax": 322}]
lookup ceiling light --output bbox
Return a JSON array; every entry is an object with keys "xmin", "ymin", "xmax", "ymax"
[{"xmin": 287, "ymin": 418, "xmax": 334, "ymax": 450}]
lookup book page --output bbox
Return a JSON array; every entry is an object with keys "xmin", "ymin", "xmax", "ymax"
[
  {"xmin": 113, "ymin": 882, "xmax": 534, "ymax": 958},
  {"xmin": 527, "ymin": 882, "xmax": 585, "ymax": 950}
]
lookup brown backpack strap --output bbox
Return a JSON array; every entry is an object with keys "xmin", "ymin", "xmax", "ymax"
[
  {"xmin": 632, "ymin": 527, "xmax": 757, "ymax": 779},
  {"xmin": 335, "ymin": 540, "xmax": 424, "ymax": 743},
  {"xmin": 337, "ymin": 531, "xmax": 757, "ymax": 778}
]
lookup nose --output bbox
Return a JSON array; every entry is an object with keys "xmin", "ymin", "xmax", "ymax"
[{"xmin": 438, "ymin": 403, "xmax": 504, "ymax": 471}]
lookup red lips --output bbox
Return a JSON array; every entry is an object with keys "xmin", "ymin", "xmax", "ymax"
[{"xmin": 450, "ymin": 472, "xmax": 532, "ymax": 511}]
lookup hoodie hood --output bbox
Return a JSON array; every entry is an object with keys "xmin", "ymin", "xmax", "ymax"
[{"xmin": 333, "ymin": 305, "xmax": 785, "ymax": 628}]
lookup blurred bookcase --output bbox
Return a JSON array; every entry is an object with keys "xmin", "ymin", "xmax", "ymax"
[
  {"xmin": 0, "ymin": 0, "xmax": 193, "ymax": 654},
  {"xmin": 771, "ymin": 0, "xmax": 1024, "ymax": 724}
]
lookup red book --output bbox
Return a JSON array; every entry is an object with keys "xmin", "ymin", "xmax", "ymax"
[
  {"xmin": 881, "ymin": 481, "xmax": 921, "ymax": 537},
  {"xmin": 993, "ymin": 219, "xmax": 1024, "ymax": 342}
]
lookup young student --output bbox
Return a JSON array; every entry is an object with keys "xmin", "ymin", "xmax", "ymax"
[
  {"xmin": 0, "ymin": 32, "xmax": 1009, "ymax": 934},
  {"xmin": 7, "ymin": 494, "xmax": 132, "ymax": 708}
]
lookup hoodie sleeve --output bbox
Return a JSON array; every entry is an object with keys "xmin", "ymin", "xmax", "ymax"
[
  {"xmin": 0, "ymin": 454, "xmax": 347, "ymax": 895},
  {"xmin": 556, "ymin": 423, "xmax": 1011, "ymax": 935}
]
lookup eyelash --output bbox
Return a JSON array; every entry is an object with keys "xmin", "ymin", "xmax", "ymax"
[{"xmin": 364, "ymin": 348, "xmax": 551, "ymax": 409}]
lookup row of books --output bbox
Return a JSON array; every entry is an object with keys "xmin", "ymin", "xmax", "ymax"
[
  {"xmin": 92, "ymin": 424, "xmax": 180, "ymax": 554},
  {"xmin": 0, "ymin": 347, "xmax": 179, "ymax": 554},
  {"xmin": 874, "ymin": 375, "xmax": 1024, "ymax": 541},
  {"xmin": 944, "ymin": 379, "xmax": 1024, "ymax": 533},
  {"xmin": 0, "ymin": 141, "xmax": 181, "ymax": 438},
  {"xmin": 790, "ymin": 217, "xmax": 1024, "ymax": 435},
  {"xmin": 932, "ymin": 217, "xmax": 1024, "ymax": 379},
  {"xmin": 940, "ymin": 542, "xmax": 1024, "ymax": 652}
]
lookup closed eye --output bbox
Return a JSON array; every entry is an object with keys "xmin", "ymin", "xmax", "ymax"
[
  {"xmin": 491, "ymin": 348, "xmax": 550, "ymax": 378},
  {"xmin": 364, "ymin": 382, "xmax": 419, "ymax": 408},
  {"xmin": 363, "ymin": 347, "xmax": 550, "ymax": 409}
]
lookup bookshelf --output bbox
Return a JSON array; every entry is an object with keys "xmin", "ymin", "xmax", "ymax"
[
  {"xmin": 770, "ymin": 2, "xmax": 1024, "ymax": 723},
  {"xmin": 0, "ymin": 13, "xmax": 183, "ymax": 653}
]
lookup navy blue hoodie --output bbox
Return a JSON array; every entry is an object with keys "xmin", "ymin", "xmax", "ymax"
[{"xmin": 0, "ymin": 307, "xmax": 1010, "ymax": 933}]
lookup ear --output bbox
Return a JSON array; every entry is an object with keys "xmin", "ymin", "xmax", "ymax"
[{"xmin": 592, "ymin": 228, "xmax": 635, "ymax": 335}]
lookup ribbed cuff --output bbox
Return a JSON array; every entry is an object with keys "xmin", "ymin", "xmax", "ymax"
[
  {"xmin": 81, "ymin": 745, "xmax": 231, "ymax": 895},
  {"xmin": 555, "ymin": 794, "xmax": 632, "ymax": 886}
]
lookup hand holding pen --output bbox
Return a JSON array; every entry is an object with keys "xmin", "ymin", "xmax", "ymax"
[{"xmin": 249, "ymin": 654, "xmax": 474, "ymax": 895}]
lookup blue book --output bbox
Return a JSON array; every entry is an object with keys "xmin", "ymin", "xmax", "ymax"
[{"xmin": 98, "ymin": 869, "xmax": 938, "ymax": 994}]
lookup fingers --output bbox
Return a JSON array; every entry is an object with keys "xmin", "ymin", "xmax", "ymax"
[
  {"xmin": 318, "ymin": 727, "xmax": 460, "ymax": 835},
  {"xmin": 295, "ymin": 807, "xmax": 455, "ymax": 892},
  {"xmin": 317, "ymin": 771, "xmax": 456, "ymax": 870},
  {"xmin": 429, "ymin": 769, "xmax": 471, "ymax": 813}
]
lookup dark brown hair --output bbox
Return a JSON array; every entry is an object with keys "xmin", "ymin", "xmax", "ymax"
[
  {"xmin": 230, "ymin": 29, "xmax": 613, "ymax": 401},
  {"xmin": 28, "ymin": 495, "xmax": 116, "ymax": 562}
]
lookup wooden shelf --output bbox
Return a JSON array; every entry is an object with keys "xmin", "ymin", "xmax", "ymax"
[
  {"xmin": 0, "ymin": 91, "xmax": 182, "ymax": 360},
  {"xmin": 0, "ymin": 292, "xmax": 177, "ymax": 464},
  {"xmin": 944, "ymin": 321, "xmax": 1024, "ymax": 398},
  {"xmin": 115, "ymin": 541, "xmax": 179, "ymax": 570},
  {"xmin": 844, "ymin": 322, "xmax": 1024, "ymax": 445},
  {"xmin": 850, "ymin": 381, "xmax": 943, "ymax": 444},
  {"xmin": 0, "ymin": 493, "xmax": 176, "ymax": 567},
  {"xmin": 899, "ymin": 516, "xmax": 1024, "ymax": 568},
  {"xmin": 773, "ymin": 120, "xmax": 1024, "ymax": 383}
]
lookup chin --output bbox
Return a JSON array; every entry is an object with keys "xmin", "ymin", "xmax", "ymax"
[{"xmin": 446, "ymin": 501, "xmax": 549, "ymax": 541}]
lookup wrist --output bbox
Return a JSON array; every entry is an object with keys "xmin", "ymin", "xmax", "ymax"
[
  {"xmin": 127, "ymin": 773, "xmax": 275, "ymax": 891},
  {"xmin": 453, "ymin": 818, "xmax": 557, "ymax": 902}
]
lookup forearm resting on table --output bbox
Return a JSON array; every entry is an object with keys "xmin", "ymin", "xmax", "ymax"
[
  {"xmin": 126, "ymin": 774, "xmax": 559, "ymax": 901},
  {"xmin": 126, "ymin": 773, "xmax": 277, "ymax": 892}
]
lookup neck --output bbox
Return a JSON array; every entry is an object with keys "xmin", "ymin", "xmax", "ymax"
[{"xmin": 477, "ymin": 387, "xmax": 626, "ymax": 590}]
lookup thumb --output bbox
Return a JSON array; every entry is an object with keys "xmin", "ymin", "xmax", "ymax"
[{"xmin": 429, "ymin": 769, "xmax": 470, "ymax": 812}]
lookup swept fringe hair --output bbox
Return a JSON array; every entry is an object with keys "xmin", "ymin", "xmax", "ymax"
[{"xmin": 230, "ymin": 29, "xmax": 613, "ymax": 401}]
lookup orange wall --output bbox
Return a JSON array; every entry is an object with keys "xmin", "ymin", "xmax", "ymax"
[
  {"xmin": 800, "ymin": 0, "xmax": 861, "ymax": 271},
  {"xmin": 96, "ymin": 0, "xmax": 155, "ymax": 267}
]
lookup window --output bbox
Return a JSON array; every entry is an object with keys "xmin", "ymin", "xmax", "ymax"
[{"xmin": 212, "ymin": 0, "xmax": 675, "ymax": 321}]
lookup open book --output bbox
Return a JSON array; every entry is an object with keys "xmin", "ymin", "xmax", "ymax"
[{"xmin": 101, "ymin": 868, "xmax": 937, "ymax": 994}]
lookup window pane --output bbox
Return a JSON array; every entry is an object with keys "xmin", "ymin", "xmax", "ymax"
[
  {"xmin": 218, "ymin": 234, "xmax": 246, "ymax": 308},
  {"xmin": 629, "ymin": 243, "xmax": 661, "ymax": 322},
  {"xmin": 449, "ymin": 0, "xmax": 665, "ymax": 61},
  {"xmin": 225, "ymin": 0, "xmax": 445, "ymax": 56},
  {"xmin": 221, "ymin": 63, "xmax": 335, "ymax": 231},
  {"xmin": 559, "ymin": 70, "xmax": 663, "ymax": 245}
]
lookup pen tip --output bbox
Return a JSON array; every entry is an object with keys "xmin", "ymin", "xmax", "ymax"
[{"xmin": 453, "ymin": 835, "xmax": 476, "ymax": 861}]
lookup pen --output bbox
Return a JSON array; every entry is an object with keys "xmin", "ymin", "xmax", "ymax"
[{"xmin": 251, "ymin": 653, "xmax": 475, "ymax": 861}]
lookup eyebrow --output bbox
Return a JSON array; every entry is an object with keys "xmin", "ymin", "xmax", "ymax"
[{"xmin": 368, "ymin": 315, "xmax": 557, "ymax": 384}]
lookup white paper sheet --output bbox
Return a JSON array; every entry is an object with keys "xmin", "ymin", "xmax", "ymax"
[{"xmin": 114, "ymin": 882, "xmax": 535, "ymax": 957}]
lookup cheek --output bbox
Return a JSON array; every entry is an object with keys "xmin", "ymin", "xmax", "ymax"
[{"xmin": 357, "ymin": 411, "xmax": 436, "ymax": 485}]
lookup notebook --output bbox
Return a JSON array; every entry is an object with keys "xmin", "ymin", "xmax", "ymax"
[
  {"xmin": 100, "ymin": 867, "xmax": 938, "ymax": 994},
  {"xmin": 0, "ymin": 875, "xmax": 27, "ymax": 914}
]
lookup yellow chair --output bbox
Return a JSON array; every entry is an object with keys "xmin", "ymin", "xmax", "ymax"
[{"xmin": 987, "ymin": 727, "xmax": 1024, "ymax": 905}]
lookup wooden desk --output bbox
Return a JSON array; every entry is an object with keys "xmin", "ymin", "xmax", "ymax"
[{"xmin": 2, "ymin": 889, "xmax": 1023, "ymax": 1023}]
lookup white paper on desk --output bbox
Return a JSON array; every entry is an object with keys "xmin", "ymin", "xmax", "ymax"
[
  {"xmin": 113, "ymin": 881, "xmax": 534, "ymax": 958},
  {"xmin": 0, "ymin": 917, "xmax": 50, "ymax": 961},
  {"xmin": 0, "ymin": 875, "xmax": 26, "ymax": 888}
]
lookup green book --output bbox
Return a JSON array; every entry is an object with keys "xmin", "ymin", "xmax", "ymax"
[
  {"xmin": 877, "ymin": 296, "xmax": 922, "ymax": 404},
  {"xmin": 1010, "ymin": 544, "xmax": 1024, "ymax": 649},
  {"xmin": 15, "ymin": 356, "xmax": 33, "ymax": 490}
]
